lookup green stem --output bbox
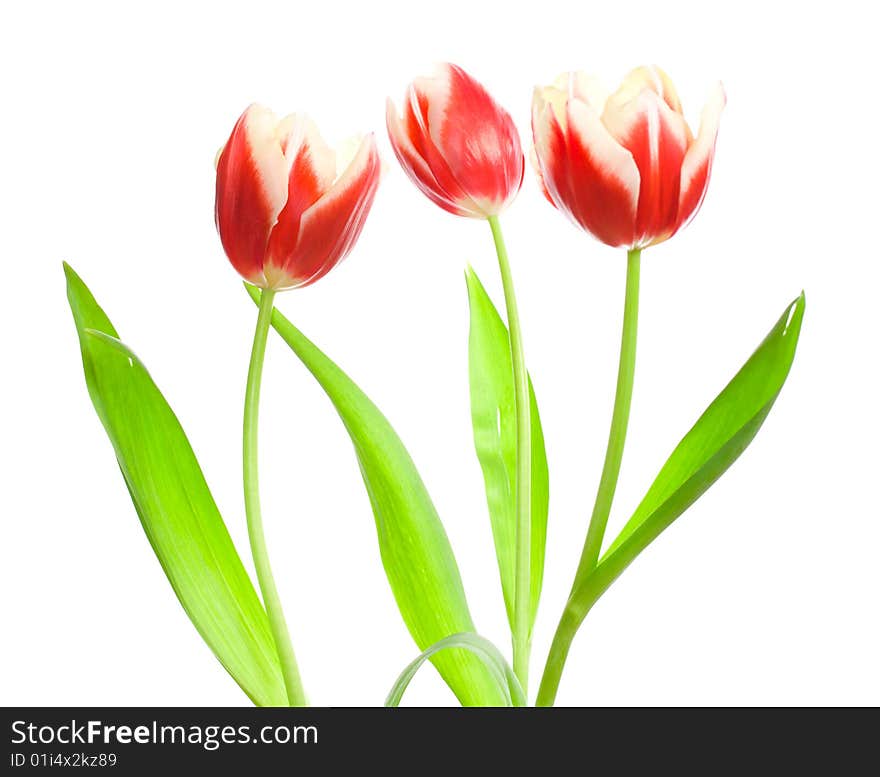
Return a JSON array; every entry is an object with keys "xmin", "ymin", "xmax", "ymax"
[
  {"xmin": 535, "ymin": 569, "xmax": 606, "ymax": 707},
  {"xmin": 535, "ymin": 606, "xmax": 582, "ymax": 707},
  {"xmin": 536, "ymin": 518, "xmax": 652, "ymax": 706},
  {"xmin": 244, "ymin": 288, "xmax": 307, "ymax": 706},
  {"xmin": 576, "ymin": 248, "xmax": 641, "ymax": 584},
  {"xmin": 488, "ymin": 215, "xmax": 532, "ymax": 697},
  {"xmin": 536, "ymin": 247, "xmax": 641, "ymax": 707}
]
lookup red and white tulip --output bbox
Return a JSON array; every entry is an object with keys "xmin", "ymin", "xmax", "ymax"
[
  {"xmin": 531, "ymin": 66, "xmax": 725, "ymax": 249},
  {"xmin": 215, "ymin": 104, "xmax": 381, "ymax": 290},
  {"xmin": 387, "ymin": 63, "xmax": 524, "ymax": 219}
]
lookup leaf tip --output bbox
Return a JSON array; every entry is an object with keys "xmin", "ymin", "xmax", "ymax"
[
  {"xmin": 243, "ymin": 282, "xmax": 261, "ymax": 304},
  {"xmin": 782, "ymin": 290, "xmax": 806, "ymax": 338},
  {"xmin": 463, "ymin": 264, "xmax": 478, "ymax": 291},
  {"xmin": 62, "ymin": 260, "xmax": 80, "ymax": 288},
  {"xmin": 464, "ymin": 265, "xmax": 490, "ymax": 306}
]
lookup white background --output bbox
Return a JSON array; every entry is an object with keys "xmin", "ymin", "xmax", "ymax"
[{"xmin": 2, "ymin": 0, "xmax": 878, "ymax": 707}]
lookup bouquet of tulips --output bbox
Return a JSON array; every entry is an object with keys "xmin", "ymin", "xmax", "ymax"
[{"xmin": 65, "ymin": 63, "xmax": 803, "ymax": 707}]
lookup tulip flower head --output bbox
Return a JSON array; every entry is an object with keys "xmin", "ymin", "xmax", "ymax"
[
  {"xmin": 215, "ymin": 104, "xmax": 381, "ymax": 290},
  {"xmin": 387, "ymin": 63, "xmax": 525, "ymax": 219},
  {"xmin": 531, "ymin": 66, "xmax": 725, "ymax": 249}
]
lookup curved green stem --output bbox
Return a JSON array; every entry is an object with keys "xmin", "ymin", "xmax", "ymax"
[
  {"xmin": 576, "ymin": 248, "xmax": 641, "ymax": 584},
  {"xmin": 244, "ymin": 288, "xmax": 307, "ymax": 706},
  {"xmin": 535, "ymin": 565, "xmax": 609, "ymax": 707},
  {"xmin": 488, "ymin": 215, "xmax": 532, "ymax": 697},
  {"xmin": 536, "ymin": 511, "xmax": 655, "ymax": 706},
  {"xmin": 535, "ymin": 606, "xmax": 582, "ymax": 707},
  {"xmin": 536, "ymin": 247, "xmax": 641, "ymax": 707}
]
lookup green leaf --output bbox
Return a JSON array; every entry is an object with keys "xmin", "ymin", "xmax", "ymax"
[
  {"xmin": 65, "ymin": 263, "xmax": 287, "ymax": 706},
  {"xmin": 465, "ymin": 267, "xmax": 549, "ymax": 635},
  {"xmin": 245, "ymin": 284, "xmax": 507, "ymax": 707},
  {"xmin": 572, "ymin": 292, "xmax": 806, "ymax": 612},
  {"xmin": 385, "ymin": 632, "xmax": 525, "ymax": 707}
]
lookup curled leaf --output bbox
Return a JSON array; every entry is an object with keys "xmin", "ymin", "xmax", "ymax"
[{"xmin": 385, "ymin": 632, "xmax": 525, "ymax": 707}]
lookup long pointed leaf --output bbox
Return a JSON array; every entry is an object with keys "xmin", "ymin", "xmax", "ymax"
[
  {"xmin": 571, "ymin": 292, "xmax": 806, "ymax": 614},
  {"xmin": 65, "ymin": 264, "xmax": 286, "ymax": 706},
  {"xmin": 385, "ymin": 632, "xmax": 525, "ymax": 707},
  {"xmin": 246, "ymin": 285, "xmax": 506, "ymax": 706},
  {"xmin": 465, "ymin": 267, "xmax": 549, "ymax": 635}
]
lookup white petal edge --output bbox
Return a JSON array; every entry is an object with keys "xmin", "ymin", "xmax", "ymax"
[
  {"xmin": 262, "ymin": 135, "xmax": 378, "ymax": 290},
  {"xmin": 534, "ymin": 83, "xmax": 569, "ymax": 130},
  {"xmin": 417, "ymin": 63, "xmax": 457, "ymax": 156},
  {"xmin": 568, "ymin": 98, "xmax": 641, "ymax": 212},
  {"xmin": 680, "ymin": 81, "xmax": 727, "ymax": 205},
  {"xmin": 386, "ymin": 97, "xmax": 439, "ymax": 188},
  {"xmin": 297, "ymin": 134, "xmax": 377, "ymax": 242},
  {"xmin": 289, "ymin": 134, "xmax": 379, "ymax": 288},
  {"xmin": 531, "ymin": 90, "xmax": 559, "ymax": 166},
  {"xmin": 277, "ymin": 113, "xmax": 336, "ymax": 192},
  {"xmin": 610, "ymin": 65, "xmax": 683, "ymax": 114},
  {"xmin": 241, "ymin": 104, "xmax": 289, "ymax": 225},
  {"xmin": 553, "ymin": 71, "xmax": 608, "ymax": 112},
  {"xmin": 391, "ymin": 87, "xmax": 484, "ymax": 218},
  {"xmin": 601, "ymin": 87, "xmax": 690, "ymax": 156}
]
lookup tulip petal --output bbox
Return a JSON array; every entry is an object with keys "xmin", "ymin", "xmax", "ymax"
[
  {"xmin": 531, "ymin": 85, "xmax": 580, "ymax": 210},
  {"xmin": 565, "ymin": 100, "xmax": 641, "ymax": 246},
  {"xmin": 266, "ymin": 115, "xmax": 336, "ymax": 272},
  {"xmin": 408, "ymin": 76, "xmax": 485, "ymax": 217},
  {"xmin": 553, "ymin": 71, "xmax": 608, "ymax": 113},
  {"xmin": 676, "ymin": 82, "xmax": 726, "ymax": 233},
  {"xmin": 613, "ymin": 65, "xmax": 684, "ymax": 114},
  {"xmin": 265, "ymin": 135, "xmax": 381, "ymax": 289},
  {"xmin": 602, "ymin": 88, "xmax": 689, "ymax": 245},
  {"xmin": 531, "ymin": 99, "xmax": 570, "ymax": 211},
  {"xmin": 423, "ymin": 64, "xmax": 523, "ymax": 215},
  {"xmin": 533, "ymin": 92, "xmax": 640, "ymax": 247},
  {"xmin": 386, "ymin": 97, "xmax": 470, "ymax": 216},
  {"xmin": 279, "ymin": 113, "xmax": 337, "ymax": 195},
  {"xmin": 215, "ymin": 105, "xmax": 289, "ymax": 286}
]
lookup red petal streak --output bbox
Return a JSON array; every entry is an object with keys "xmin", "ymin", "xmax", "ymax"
[
  {"xmin": 215, "ymin": 107, "xmax": 287, "ymax": 285},
  {"xmin": 603, "ymin": 90, "xmax": 687, "ymax": 245},
  {"xmin": 675, "ymin": 82, "xmax": 726, "ymax": 236},
  {"xmin": 386, "ymin": 97, "xmax": 469, "ymax": 216},
  {"xmin": 426, "ymin": 64, "xmax": 523, "ymax": 214},
  {"xmin": 530, "ymin": 91, "xmax": 567, "ymax": 210},
  {"xmin": 535, "ymin": 106, "xmax": 575, "ymax": 216},
  {"xmin": 407, "ymin": 81, "xmax": 481, "ymax": 215},
  {"xmin": 675, "ymin": 156, "xmax": 709, "ymax": 238},
  {"xmin": 267, "ymin": 136, "xmax": 381, "ymax": 289},
  {"xmin": 562, "ymin": 100, "xmax": 640, "ymax": 247},
  {"xmin": 265, "ymin": 128, "xmax": 330, "ymax": 270}
]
